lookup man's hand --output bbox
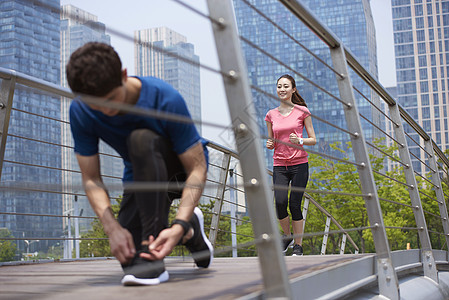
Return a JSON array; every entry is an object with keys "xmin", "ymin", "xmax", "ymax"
[
  {"xmin": 108, "ymin": 225, "xmax": 136, "ymax": 264},
  {"xmin": 140, "ymin": 225, "xmax": 185, "ymax": 260}
]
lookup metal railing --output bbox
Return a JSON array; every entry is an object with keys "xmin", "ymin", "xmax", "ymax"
[{"xmin": 0, "ymin": 66, "xmax": 352, "ymax": 261}]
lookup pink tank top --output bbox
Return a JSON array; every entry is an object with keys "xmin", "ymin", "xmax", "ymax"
[{"xmin": 265, "ymin": 105, "xmax": 311, "ymax": 166}]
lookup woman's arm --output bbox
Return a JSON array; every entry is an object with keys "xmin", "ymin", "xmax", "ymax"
[
  {"xmin": 303, "ymin": 116, "xmax": 316, "ymax": 146},
  {"xmin": 266, "ymin": 121, "xmax": 275, "ymax": 149}
]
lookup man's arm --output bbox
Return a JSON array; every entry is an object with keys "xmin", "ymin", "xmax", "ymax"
[
  {"xmin": 76, "ymin": 154, "xmax": 135, "ymax": 264},
  {"xmin": 147, "ymin": 142, "xmax": 207, "ymax": 258}
]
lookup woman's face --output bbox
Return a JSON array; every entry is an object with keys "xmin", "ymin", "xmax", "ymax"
[{"xmin": 277, "ymin": 78, "xmax": 296, "ymax": 101}]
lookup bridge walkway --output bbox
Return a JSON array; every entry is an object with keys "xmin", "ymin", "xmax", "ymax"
[{"xmin": 0, "ymin": 254, "xmax": 364, "ymax": 300}]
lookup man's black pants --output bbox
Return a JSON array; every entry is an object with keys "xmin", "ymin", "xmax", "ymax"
[{"xmin": 118, "ymin": 129, "xmax": 186, "ymax": 250}]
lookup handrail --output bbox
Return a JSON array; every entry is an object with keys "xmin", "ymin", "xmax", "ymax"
[{"xmin": 0, "ymin": 67, "xmax": 74, "ymax": 99}]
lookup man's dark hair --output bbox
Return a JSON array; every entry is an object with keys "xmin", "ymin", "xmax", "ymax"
[{"xmin": 66, "ymin": 42, "xmax": 122, "ymax": 97}]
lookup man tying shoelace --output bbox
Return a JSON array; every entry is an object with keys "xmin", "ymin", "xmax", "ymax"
[{"xmin": 66, "ymin": 42, "xmax": 213, "ymax": 286}]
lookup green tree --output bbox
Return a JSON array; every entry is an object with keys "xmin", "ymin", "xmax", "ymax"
[
  {"xmin": 0, "ymin": 228, "xmax": 17, "ymax": 262},
  {"xmin": 78, "ymin": 198, "xmax": 121, "ymax": 258},
  {"xmin": 305, "ymin": 140, "xmax": 423, "ymax": 254}
]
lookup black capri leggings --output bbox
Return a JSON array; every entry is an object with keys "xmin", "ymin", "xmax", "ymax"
[{"xmin": 273, "ymin": 162, "xmax": 309, "ymax": 221}]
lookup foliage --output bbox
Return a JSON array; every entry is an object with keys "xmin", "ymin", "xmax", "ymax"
[
  {"xmin": 304, "ymin": 139, "xmax": 442, "ymax": 254},
  {"xmin": 78, "ymin": 198, "xmax": 121, "ymax": 258},
  {"xmin": 0, "ymin": 228, "xmax": 17, "ymax": 262}
]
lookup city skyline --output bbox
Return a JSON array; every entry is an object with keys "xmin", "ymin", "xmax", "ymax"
[{"xmin": 60, "ymin": 0, "xmax": 398, "ymax": 145}]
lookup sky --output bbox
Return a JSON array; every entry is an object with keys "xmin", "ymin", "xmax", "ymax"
[{"xmin": 60, "ymin": 0, "xmax": 397, "ymax": 145}]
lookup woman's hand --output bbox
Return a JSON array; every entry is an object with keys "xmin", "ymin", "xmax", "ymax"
[
  {"xmin": 289, "ymin": 133, "xmax": 300, "ymax": 145},
  {"xmin": 266, "ymin": 139, "xmax": 275, "ymax": 149}
]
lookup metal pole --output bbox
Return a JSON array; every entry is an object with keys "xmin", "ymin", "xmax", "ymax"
[
  {"xmin": 0, "ymin": 74, "xmax": 16, "ymax": 181},
  {"xmin": 206, "ymin": 0, "xmax": 292, "ymax": 297},
  {"xmin": 320, "ymin": 217, "xmax": 331, "ymax": 255},
  {"xmin": 424, "ymin": 139, "xmax": 449, "ymax": 250},
  {"xmin": 340, "ymin": 234, "xmax": 347, "ymax": 255},
  {"xmin": 329, "ymin": 44, "xmax": 399, "ymax": 299},
  {"xmin": 302, "ymin": 197, "xmax": 309, "ymax": 241},
  {"xmin": 67, "ymin": 213, "xmax": 72, "ymax": 259},
  {"xmin": 209, "ymin": 153, "xmax": 231, "ymax": 247},
  {"xmin": 230, "ymin": 167, "xmax": 237, "ymax": 258},
  {"xmin": 389, "ymin": 104, "xmax": 438, "ymax": 282},
  {"xmin": 74, "ymin": 196, "xmax": 80, "ymax": 259}
]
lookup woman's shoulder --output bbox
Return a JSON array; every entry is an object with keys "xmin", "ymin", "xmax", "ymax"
[
  {"xmin": 293, "ymin": 104, "xmax": 311, "ymax": 115},
  {"xmin": 266, "ymin": 107, "xmax": 278, "ymax": 116}
]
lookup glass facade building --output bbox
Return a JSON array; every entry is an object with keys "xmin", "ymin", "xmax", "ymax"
[
  {"xmin": 392, "ymin": 0, "xmax": 449, "ymax": 173},
  {"xmin": 134, "ymin": 27, "xmax": 202, "ymax": 135},
  {"xmin": 232, "ymin": 0, "xmax": 380, "ymax": 169},
  {"xmin": 0, "ymin": 0, "xmax": 61, "ymax": 253}
]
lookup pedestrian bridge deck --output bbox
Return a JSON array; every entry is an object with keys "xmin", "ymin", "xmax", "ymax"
[{"xmin": 0, "ymin": 254, "xmax": 365, "ymax": 299}]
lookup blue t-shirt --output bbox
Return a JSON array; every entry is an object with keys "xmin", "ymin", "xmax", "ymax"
[{"xmin": 69, "ymin": 76, "xmax": 208, "ymax": 181}]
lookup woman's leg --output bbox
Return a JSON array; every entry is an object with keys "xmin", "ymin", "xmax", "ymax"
[
  {"xmin": 289, "ymin": 163, "xmax": 309, "ymax": 246},
  {"xmin": 273, "ymin": 166, "xmax": 291, "ymax": 233},
  {"xmin": 292, "ymin": 219, "xmax": 305, "ymax": 246},
  {"xmin": 279, "ymin": 216, "xmax": 291, "ymax": 236}
]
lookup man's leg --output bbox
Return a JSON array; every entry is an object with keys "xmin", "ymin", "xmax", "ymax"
[
  {"xmin": 127, "ymin": 129, "xmax": 186, "ymax": 244},
  {"xmin": 120, "ymin": 129, "xmax": 185, "ymax": 285},
  {"xmin": 127, "ymin": 129, "xmax": 212, "ymax": 269},
  {"xmin": 117, "ymin": 191, "xmax": 142, "ymax": 251}
]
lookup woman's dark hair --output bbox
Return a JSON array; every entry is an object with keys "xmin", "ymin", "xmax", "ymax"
[
  {"xmin": 66, "ymin": 42, "xmax": 122, "ymax": 97},
  {"xmin": 277, "ymin": 74, "xmax": 307, "ymax": 107}
]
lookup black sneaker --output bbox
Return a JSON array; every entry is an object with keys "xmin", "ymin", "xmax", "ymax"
[
  {"xmin": 282, "ymin": 234, "xmax": 294, "ymax": 253},
  {"xmin": 292, "ymin": 244, "xmax": 303, "ymax": 256},
  {"xmin": 121, "ymin": 253, "xmax": 169, "ymax": 286},
  {"xmin": 184, "ymin": 207, "xmax": 214, "ymax": 268}
]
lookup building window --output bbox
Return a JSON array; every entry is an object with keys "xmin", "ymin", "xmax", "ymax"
[
  {"xmin": 421, "ymin": 94, "xmax": 430, "ymax": 105},
  {"xmin": 418, "ymin": 42, "xmax": 426, "ymax": 54},
  {"xmin": 433, "ymin": 93, "xmax": 439, "ymax": 104},
  {"xmin": 393, "ymin": 6, "xmax": 412, "ymax": 18},
  {"xmin": 419, "ymin": 55, "xmax": 427, "ymax": 67},
  {"xmin": 416, "ymin": 17, "xmax": 425, "ymax": 29},
  {"xmin": 415, "ymin": 4, "xmax": 424, "ymax": 16},
  {"xmin": 420, "ymin": 68, "xmax": 428, "ymax": 80}
]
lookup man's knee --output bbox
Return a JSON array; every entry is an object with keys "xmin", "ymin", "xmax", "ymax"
[{"xmin": 127, "ymin": 129, "xmax": 164, "ymax": 158}]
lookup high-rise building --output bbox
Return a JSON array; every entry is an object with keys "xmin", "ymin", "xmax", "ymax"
[
  {"xmin": 134, "ymin": 27, "xmax": 202, "ymax": 134},
  {"xmin": 392, "ymin": 0, "xmax": 449, "ymax": 173},
  {"xmin": 232, "ymin": 0, "xmax": 380, "ymax": 169},
  {"xmin": 60, "ymin": 5, "xmax": 122, "ymax": 240},
  {"xmin": 0, "ymin": 0, "xmax": 61, "ymax": 253}
]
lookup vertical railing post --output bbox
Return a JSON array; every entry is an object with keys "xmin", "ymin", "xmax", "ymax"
[
  {"xmin": 230, "ymin": 167, "xmax": 238, "ymax": 257},
  {"xmin": 207, "ymin": 0, "xmax": 292, "ymax": 298},
  {"xmin": 424, "ymin": 140, "xmax": 449, "ymax": 250},
  {"xmin": 329, "ymin": 45, "xmax": 399, "ymax": 299},
  {"xmin": 74, "ymin": 196, "xmax": 80, "ymax": 259},
  {"xmin": 0, "ymin": 74, "xmax": 16, "ymax": 181},
  {"xmin": 320, "ymin": 216, "xmax": 331, "ymax": 255},
  {"xmin": 389, "ymin": 104, "xmax": 438, "ymax": 282},
  {"xmin": 209, "ymin": 153, "xmax": 231, "ymax": 247},
  {"xmin": 302, "ymin": 196, "xmax": 310, "ymax": 221},
  {"xmin": 340, "ymin": 234, "xmax": 347, "ymax": 255},
  {"xmin": 65, "ymin": 213, "xmax": 72, "ymax": 259}
]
